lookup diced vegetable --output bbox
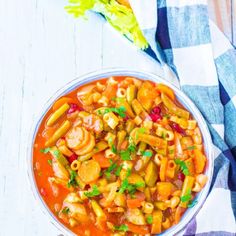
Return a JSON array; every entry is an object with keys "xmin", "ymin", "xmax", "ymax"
[
  {"xmin": 161, "ymin": 93, "xmax": 189, "ymax": 119},
  {"xmin": 145, "ymin": 161, "xmax": 158, "ymax": 187},
  {"xmin": 126, "ymin": 208, "xmax": 146, "ymax": 225},
  {"xmin": 78, "ymin": 160, "xmax": 101, "ymax": 184}
]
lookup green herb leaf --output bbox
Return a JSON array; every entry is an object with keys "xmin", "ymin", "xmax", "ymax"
[
  {"xmin": 40, "ymin": 148, "xmax": 51, "ymax": 153},
  {"xmin": 120, "ymin": 150, "xmax": 131, "ymax": 160},
  {"xmin": 146, "ymin": 215, "xmax": 153, "ymax": 224},
  {"xmin": 104, "ymin": 106, "xmax": 126, "ymax": 118},
  {"xmin": 128, "ymin": 142, "xmax": 136, "ymax": 153},
  {"xmin": 53, "ymin": 150, "xmax": 60, "ymax": 158},
  {"xmin": 141, "ymin": 150, "xmax": 153, "ymax": 157},
  {"xmin": 84, "ymin": 185, "xmax": 101, "ymax": 198},
  {"xmin": 105, "ymin": 161, "xmax": 118, "ymax": 178},
  {"xmin": 115, "ymin": 164, "xmax": 123, "ymax": 176},
  {"xmin": 47, "ymin": 159, "xmax": 52, "ymax": 166},
  {"xmin": 175, "ymin": 159, "xmax": 190, "ymax": 176},
  {"xmin": 114, "ymin": 224, "xmax": 128, "ymax": 232},
  {"xmin": 186, "ymin": 146, "xmax": 196, "ymax": 150},
  {"xmin": 111, "ymin": 144, "xmax": 118, "ymax": 154},
  {"xmin": 67, "ymin": 170, "xmax": 78, "ymax": 188},
  {"xmin": 188, "ymin": 199, "xmax": 198, "ymax": 208},
  {"xmin": 180, "ymin": 189, "xmax": 192, "ymax": 203},
  {"xmin": 62, "ymin": 207, "xmax": 70, "ymax": 214}
]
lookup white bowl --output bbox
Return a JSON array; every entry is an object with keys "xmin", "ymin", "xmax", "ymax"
[{"xmin": 27, "ymin": 68, "xmax": 214, "ymax": 236}]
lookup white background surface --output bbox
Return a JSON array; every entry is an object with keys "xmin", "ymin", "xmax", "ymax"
[{"xmin": 0, "ymin": 0, "xmax": 163, "ymax": 235}]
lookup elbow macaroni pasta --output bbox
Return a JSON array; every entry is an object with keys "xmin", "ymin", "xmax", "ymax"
[{"xmin": 33, "ymin": 76, "xmax": 208, "ymax": 236}]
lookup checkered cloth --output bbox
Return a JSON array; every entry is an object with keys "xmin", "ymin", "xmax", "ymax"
[{"xmin": 127, "ymin": 0, "xmax": 236, "ymax": 235}]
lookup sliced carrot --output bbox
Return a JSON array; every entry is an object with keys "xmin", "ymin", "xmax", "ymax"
[
  {"xmin": 65, "ymin": 127, "xmax": 84, "ymax": 149},
  {"xmin": 92, "ymin": 152, "xmax": 111, "ymax": 168},
  {"xmin": 53, "ymin": 97, "xmax": 74, "ymax": 111},
  {"xmin": 120, "ymin": 140, "xmax": 128, "ymax": 150},
  {"xmin": 78, "ymin": 160, "xmax": 101, "ymax": 184},
  {"xmin": 156, "ymin": 83, "xmax": 175, "ymax": 100},
  {"xmin": 125, "ymin": 222, "xmax": 149, "ymax": 234},
  {"xmin": 127, "ymin": 198, "xmax": 143, "ymax": 209},
  {"xmin": 127, "ymin": 192, "xmax": 145, "ymax": 208},
  {"xmin": 193, "ymin": 149, "xmax": 206, "ymax": 174}
]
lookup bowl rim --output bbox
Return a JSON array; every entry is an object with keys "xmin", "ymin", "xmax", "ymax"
[{"xmin": 27, "ymin": 68, "xmax": 214, "ymax": 236}]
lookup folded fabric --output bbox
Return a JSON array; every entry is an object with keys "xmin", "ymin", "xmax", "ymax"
[{"xmin": 129, "ymin": 0, "xmax": 236, "ymax": 235}]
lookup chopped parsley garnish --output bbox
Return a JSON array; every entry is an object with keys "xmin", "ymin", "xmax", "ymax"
[
  {"xmin": 84, "ymin": 185, "xmax": 101, "ymax": 198},
  {"xmin": 146, "ymin": 215, "xmax": 153, "ymax": 224},
  {"xmin": 119, "ymin": 175, "xmax": 145, "ymax": 195},
  {"xmin": 115, "ymin": 164, "xmax": 123, "ymax": 176},
  {"xmin": 105, "ymin": 160, "xmax": 118, "ymax": 178},
  {"xmin": 62, "ymin": 207, "xmax": 70, "ymax": 214},
  {"xmin": 120, "ymin": 150, "xmax": 131, "ymax": 160},
  {"xmin": 53, "ymin": 150, "xmax": 60, "ymax": 158},
  {"xmin": 128, "ymin": 142, "xmax": 136, "ymax": 153},
  {"xmin": 111, "ymin": 144, "xmax": 118, "ymax": 154},
  {"xmin": 114, "ymin": 224, "xmax": 128, "ymax": 232},
  {"xmin": 180, "ymin": 189, "xmax": 192, "ymax": 203},
  {"xmin": 40, "ymin": 147, "xmax": 51, "ymax": 153},
  {"xmin": 47, "ymin": 159, "xmax": 52, "ymax": 166},
  {"xmin": 188, "ymin": 199, "xmax": 198, "ymax": 208},
  {"xmin": 135, "ymin": 127, "xmax": 146, "ymax": 139},
  {"xmin": 141, "ymin": 150, "xmax": 153, "ymax": 157},
  {"xmin": 104, "ymin": 106, "xmax": 126, "ymax": 118},
  {"xmin": 186, "ymin": 146, "xmax": 196, "ymax": 150},
  {"xmin": 67, "ymin": 170, "xmax": 78, "ymax": 188},
  {"xmin": 175, "ymin": 159, "xmax": 190, "ymax": 176},
  {"xmin": 119, "ymin": 141, "xmax": 136, "ymax": 161}
]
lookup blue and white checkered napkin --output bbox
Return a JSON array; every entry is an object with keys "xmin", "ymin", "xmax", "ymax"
[{"xmin": 128, "ymin": 0, "xmax": 236, "ymax": 235}]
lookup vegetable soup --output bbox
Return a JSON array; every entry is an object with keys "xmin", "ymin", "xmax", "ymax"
[{"xmin": 33, "ymin": 76, "xmax": 208, "ymax": 235}]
